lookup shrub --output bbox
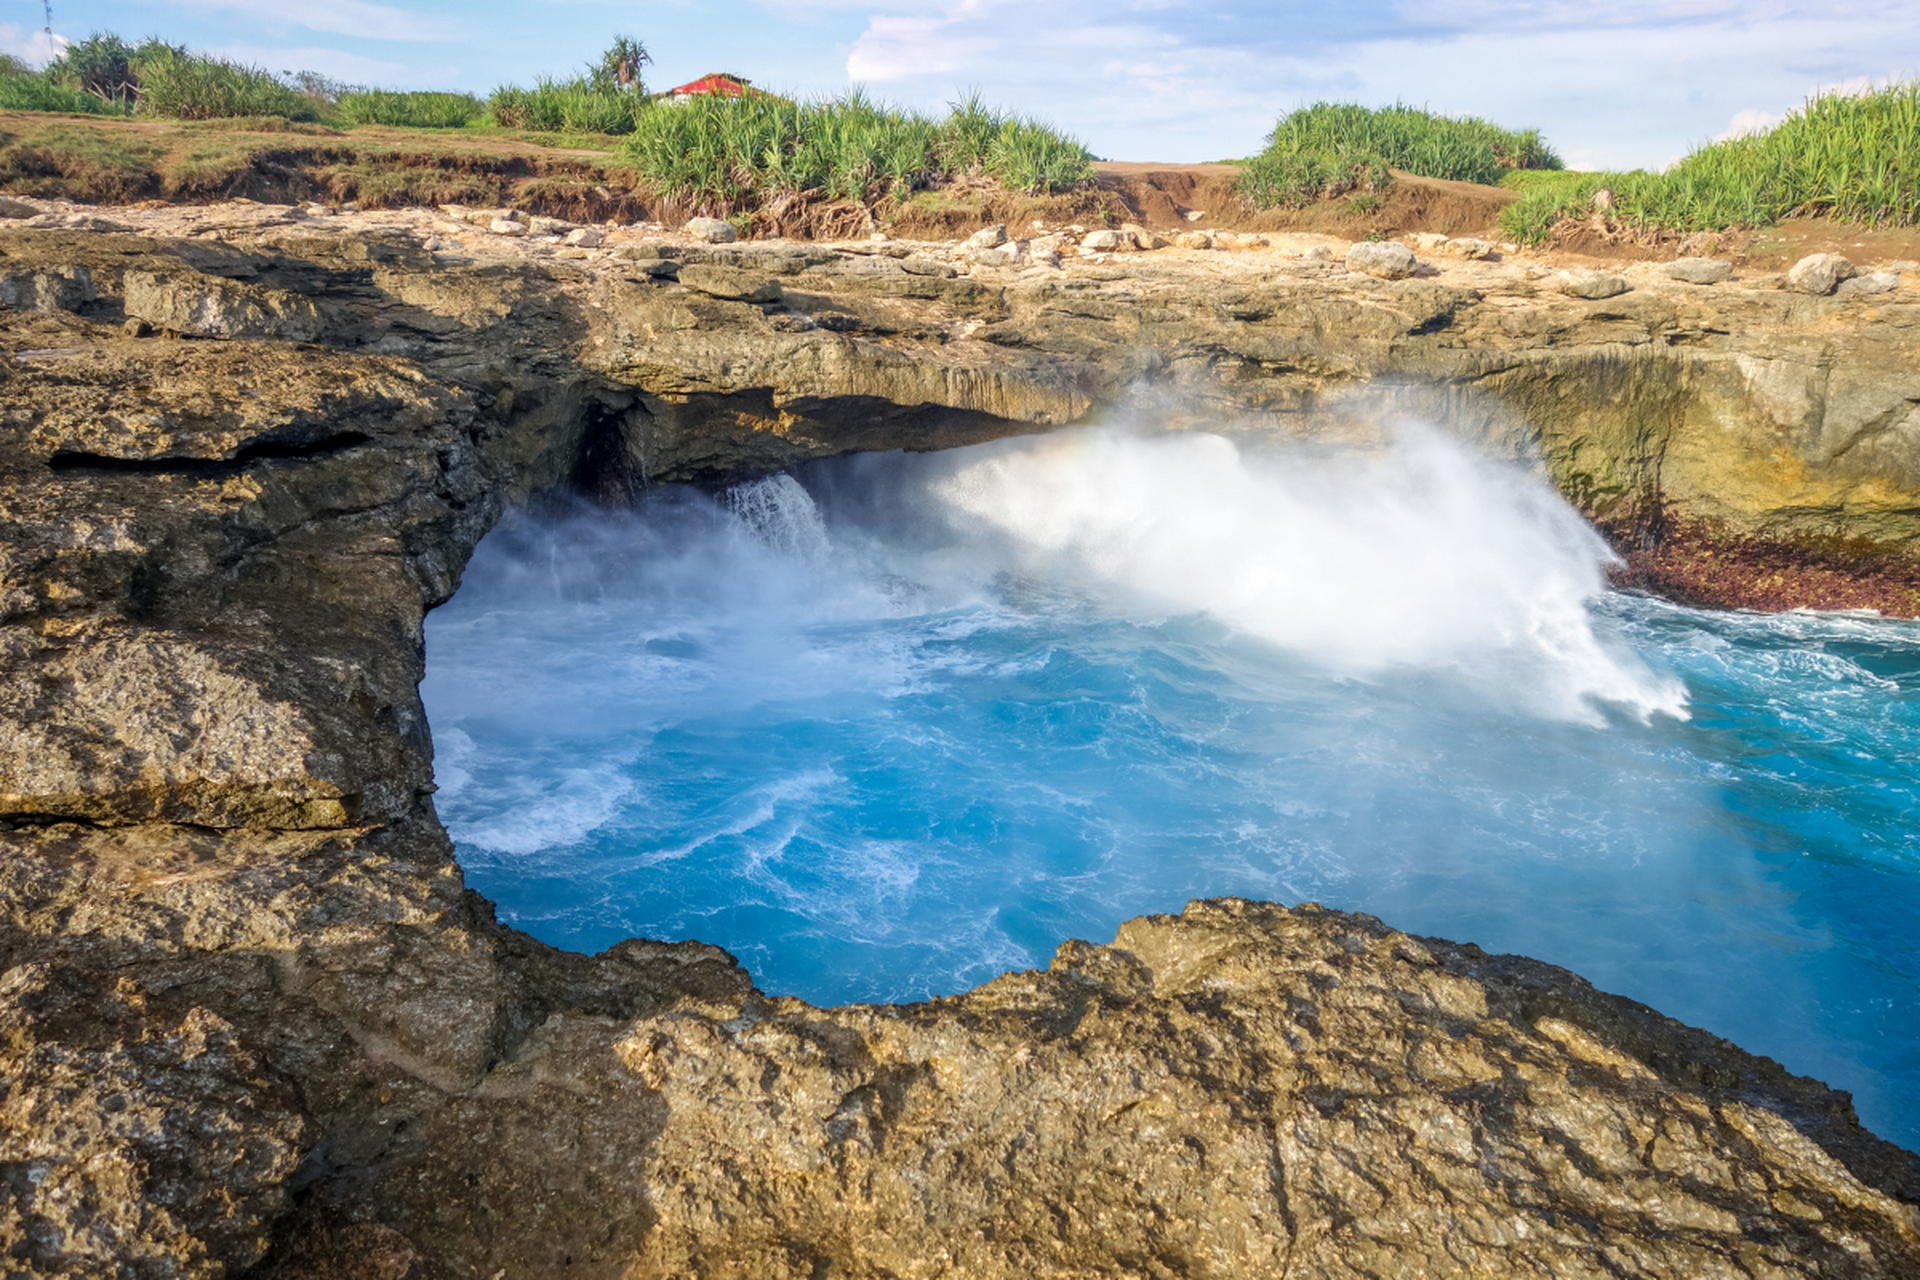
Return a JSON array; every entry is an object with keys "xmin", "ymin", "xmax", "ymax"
[
  {"xmin": 618, "ymin": 89, "xmax": 1093, "ymax": 208},
  {"xmin": 0, "ymin": 72, "xmax": 123, "ymax": 115},
  {"xmin": 133, "ymin": 48, "xmax": 318, "ymax": 121},
  {"xmin": 1496, "ymin": 82, "xmax": 1920, "ymax": 243},
  {"xmin": 1238, "ymin": 101, "xmax": 1561, "ymax": 209},
  {"xmin": 338, "ymin": 90, "xmax": 484, "ymax": 128},
  {"xmin": 487, "ymin": 77, "xmax": 647, "ymax": 135}
]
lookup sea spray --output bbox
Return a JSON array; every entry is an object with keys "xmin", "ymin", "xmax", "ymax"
[{"xmin": 422, "ymin": 424, "xmax": 1920, "ymax": 1147}]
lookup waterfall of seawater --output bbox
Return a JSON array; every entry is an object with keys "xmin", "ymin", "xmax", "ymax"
[{"xmin": 421, "ymin": 425, "xmax": 1920, "ymax": 1149}]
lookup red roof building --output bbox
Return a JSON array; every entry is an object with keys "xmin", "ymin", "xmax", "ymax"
[{"xmin": 663, "ymin": 74, "xmax": 757, "ymax": 103}]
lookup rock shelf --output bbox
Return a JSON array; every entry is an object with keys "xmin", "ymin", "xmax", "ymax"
[{"xmin": 1, "ymin": 199, "xmax": 1918, "ymax": 1276}]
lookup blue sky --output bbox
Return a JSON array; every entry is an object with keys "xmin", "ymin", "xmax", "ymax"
[{"xmin": 5, "ymin": 1, "xmax": 1918, "ymax": 168}]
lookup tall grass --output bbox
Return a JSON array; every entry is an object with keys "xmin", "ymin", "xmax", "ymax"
[
  {"xmin": 1499, "ymin": 82, "xmax": 1920, "ymax": 243},
  {"xmin": 1238, "ymin": 102, "xmax": 1561, "ymax": 209},
  {"xmin": 488, "ymin": 78, "xmax": 648, "ymax": 135},
  {"xmin": 619, "ymin": 90, "xmax": 1093, "ymax": 207},
  {"xmin": 0, "ymin": 72, "xmax": 123, "ymax": 115},
  {"xmin": 129, "ymin": 48, "xmax": 319, "ymax": 121},
  {"xmin": 338, "ymin": 90, "xmax": 483, "ymax": 129}
]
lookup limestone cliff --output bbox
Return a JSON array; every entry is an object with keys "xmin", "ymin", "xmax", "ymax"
[{"xmin": 1, "ymin": 207, "xmax": 1917, "ymax": 1277}]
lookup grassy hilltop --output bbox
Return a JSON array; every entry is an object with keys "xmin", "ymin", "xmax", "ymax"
[{"xmin": 0, "ymin": 32, "xmax": 1914, "ymax": 249}]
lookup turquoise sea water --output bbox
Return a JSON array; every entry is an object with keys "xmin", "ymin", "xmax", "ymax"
[{"xmin": 421, "ymin": 427, "xmax": 1920, "ymax": 1149}]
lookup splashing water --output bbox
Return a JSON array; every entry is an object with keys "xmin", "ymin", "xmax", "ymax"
[{"xmin": 421, "ymin": 426, "xmax": 1920, "ymax": 1149}]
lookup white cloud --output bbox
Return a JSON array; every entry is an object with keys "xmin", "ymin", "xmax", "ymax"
[
  {"xmin": 846, "ymin": 15, "xmax": 995, "ymax": 80},
  {"xmin": 161, "ymin": 0, "xmax": 455, "ymax": 43},
  {"xmin": 209, "ymin": 43, "xmax": 441, "ymax": 87},
  {"xmin": 1717, "ymin": 107, "xmax": 1784, "ymax": 140},
  {"xmin": 0, "ymin": 23, "xmax": 69, "ymax": 66}
]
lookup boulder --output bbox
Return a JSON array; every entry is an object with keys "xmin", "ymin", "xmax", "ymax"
[
  {"xmin": 686, "ymin": 216, "xmax": 739, "ymax": 245},
  {"xmin": 1438, "ymin": 237, "xmax": 1494, "ymax": 259},
  {"xmin": 1081, "ymin": 229, "xmax": 1128, "ymax": 252},
  {"xmin": 563, "ymin": 227, "xmax": 605, "ymax": 249},
  {"xmin": 1556, "ymin": 268, "xmax": 1631, "ymax": 300},
  {"xmin": 967, "ymin": 224, "xmax": 1009, "ymax": 249},
  {"xmin": 122, "ymin": 271, "xmax": 329, "ymax": 341},
  {"xmin": 0, "ymin": 196, "xmax": 38, "ymax": 219},
  {"xmin": 1663, "ymin": 257, "xmax": 1734, "ymax": 285},
  {"xmin": 968, "ymin": 244, "xmax": 1022, "ymax": 268},
  {"xmin": 1298, "ymin": 245, "xmax": 1337, "ymax": 263},
  {"xmin": 1837, "ymin": 271, "xmax": 1899, "ymax": 297},
  {"xmin": 1121, "ymin": 223, "xmax": 1168, "ymax": 250},
  {"xmin": 0, "ymin": 264, "xmax": 94, "ymax": 313},
  {"xmin": 529, "ymin": 216, "xmax": 572, "ymax": 237},
  {"xmin": 1346, "ymin": 240, "xmax": 1417, "ymax": 279},
  {"xmin": 489, "ymin": 218, "xmax": 528, "ymax": 237},
  {"xmin": 676, "ymin": 263, "xmax": 782, "ymax": 303},
  {"xmin": 1030, "ymin": 245, "xmax": 1063, "ymax": 268},
  {"xmin": 1172, "ymin": 231, "xmax": 1213, "ymax": 250},
  {"xmin": 1787, "ymin": 253, "xmax": 1856, "ymax": 295}
]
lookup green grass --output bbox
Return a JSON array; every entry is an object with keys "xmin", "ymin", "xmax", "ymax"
[
  {"xmin": 337, "ymin": 90, "xmax": 484, "ymax": 129},
  {"xmin": 0, "ymin": 123, "xmax": 163, "ymax": 200},
  {"xmin": 1237, "ymin": 102, "xmax": 1561, "ymax": 210},
  {"xmin": 487, "ymin": 78, "xmax": 648, "ymax": 136},
  {"xmin": 618, "ymin": 89, "xmax": 1093, "ymax": 208},
  {"xmin": 0, "ymin": 73, "xmax": 125, "ymax": 115},
  {"xmin": 1498, "ymin": 82, "xmax": 1920, "ymax": 243},
  {"xmin": 129, "ymin": 49, "xmax": 320, "ymax": 121}
]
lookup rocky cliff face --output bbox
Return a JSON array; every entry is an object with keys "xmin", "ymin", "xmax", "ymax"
[{"xmin": 2, "ymin": 208, "xmax": 1917, "ymax": 1277}]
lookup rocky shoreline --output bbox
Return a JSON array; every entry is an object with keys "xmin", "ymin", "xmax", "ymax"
[{"xmin": 2, "ymin": 197, "xmax": 1918, "ymax": 1276}]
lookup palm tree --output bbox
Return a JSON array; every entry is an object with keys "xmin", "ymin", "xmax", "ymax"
[{"xmin": 593, "ymin": 37, "xmax": 651, "ymax": 95}]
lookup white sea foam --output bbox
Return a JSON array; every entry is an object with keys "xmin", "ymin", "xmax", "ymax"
[{"xmin": 888, "ymin": 425, "xmax": 1688, "ymax": 723}]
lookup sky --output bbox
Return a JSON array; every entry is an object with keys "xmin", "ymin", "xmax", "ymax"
[{"xmin": 4, "ymin": 1, "xmax": 1917, "ymax": 169}]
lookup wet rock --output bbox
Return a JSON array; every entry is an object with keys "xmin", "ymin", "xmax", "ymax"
[
  {"xmin": 1788, "ymin": 252, "xmax": 1857, "ymax": 295},
  {"xmin": 1664, "ymin": 256, "xmax": 1734, "ymax": 284},
  {"xmin": 685, "ymin": 216, "xmax": 738, "ymax": 244},
  {"xmin": 1346, "ymin": 240, "xmax": 1417, "ymax": 279},
  {"xmin": 1557, "ymin": 267, "xmax": 1631, "ymax": 299}
]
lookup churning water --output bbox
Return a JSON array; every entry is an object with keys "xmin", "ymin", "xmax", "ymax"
[{"xmin": 421, "ymin": 426, "xmax": 1920, "ymax": 1148}]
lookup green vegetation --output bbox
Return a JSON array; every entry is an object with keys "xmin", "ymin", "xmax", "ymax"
[
  {"xmin": 1237, "ymin": 102, "xmax": 1561, "ymax": 209},
  {"xmin": 1498, "ymin": 83, "xmax": 1920, "ymax": 244},
  {"xmin": 487, "ymin": 78, "xmax": 649, "ymax": 135},
  {"xmin": 338, "ymin": 90, "xmax": 485, "ymax": 129},
  {"xmin": 619, "ymin": 89, "xmax": 1094, "ymax": 207},
  {"xmin": 132, "ymin": 47, "xmax": 319, "ymax": 121}
]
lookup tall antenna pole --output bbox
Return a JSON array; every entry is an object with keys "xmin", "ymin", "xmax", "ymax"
[{"xmin": 41, "ymin": 0, "xmax": 52, "ymax": 58}]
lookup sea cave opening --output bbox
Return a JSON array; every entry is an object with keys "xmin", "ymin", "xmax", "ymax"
[{"xmin": 418, "ymin": 412, "xmax": 1920, "ymax": 1150}]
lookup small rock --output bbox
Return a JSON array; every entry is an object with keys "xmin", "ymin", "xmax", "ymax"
[
  {"xmin": 1121, "ymin": 223, "xmax": 1167, "ymax": 250},
  {"xmin": 122, "ymin": 317, "xmax": 152, "ymax": 338},
  {"xmin": 0, "ymin": 197, "xmax": 38, "ymax": 219},
  {"xmin": 685, "ymin": 217, "xmax": 739, "ymax": 245},
  {"xmin": 1438, "ymin": 238, "xmax": 1494, "ymax": 260},
  {"xmin": 969, "ymin": 244, "xmax": 1022, "ymax": 268},
  {"xmin": 1172, "ymin": 231, "xmax": 1213, "ymax": 250},
  {"xmin": 1556, "ymin": 268, "xmax": 1631, "ymax": 300},
  {"xmin": 0, "ymin": 265, "xmax": 95, "ymax": 313},
  {"xmin": 1663, "ymin": 257, "xmax": 1734, "ymax": 285},
  {"xmin": 1836, "ymin": 271, "xmax": 1899, "ymax": 296},
  {"xmin": 869, "ymin": 231, "xmax": 890, "ymax": 243},
  {"xmin": 1030, "ymin": 246, "xmax": 1062, "ymax": 268},
  {"xmin": 901, "ymin": 256, "xmax": 956, "ymax": 278},
  {"xmin": 563, "ymin": 227, "xmax": 605, "ymax": 249},
  {"xmin": 339, "ymin": 202, "xmax": 358, "ymax": 213},
  {"xmin": 1081, "ymin": 230, "xmax": 1128, "ymax": 251},
  {"xmin": 677, "ymin": 263, "xmax": 781, "ymax": 303},
  {"xmin": 556, "ymin": 247, "xmax": 593, "ymax": 260},
  {"xmin": 1410, "ymin": 233, "xmax": 1450, "ymax": 251},
  {"xmin": 489, "ymin": 218, "xmax": 528, "ymax": 237},
  {"xmin": 421, "ymin": 237, "xmax": 442, "ymax": 251},
  {"xmin": 1786, "ymin": 252, "xmax": 1855, "ymax": 295},
  {"xmin": 1345, "ymin": 240, "xmax": 1417, "ymax": 280},
  {"xmin": 1299, "ymin": 245, "xmax": 1337, "ymax": 263},
  {"xmin": 968, "ymin": 224, "xmax": 1009, "ymax": 249},
  {"xmin": 305, "ymin": 205, "xmax": 332, "ymax": 218},
  {"xmin": 529, "ymin": 216, "xmax": 571, "ymax": 236},
  {"xmin": 1183, "ymin": 210, "xmax": 1205, "ymax": 222}
]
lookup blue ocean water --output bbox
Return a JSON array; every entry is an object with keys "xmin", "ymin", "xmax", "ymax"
[{"xmin": 421, "ymin": 427, "xmax": 1920, "ymax": 1149}]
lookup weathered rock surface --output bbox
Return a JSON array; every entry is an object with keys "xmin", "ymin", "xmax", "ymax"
[
  {"xmin": 1557, "ymin": 267, "xmax": 1631, "ymax": 299},
  {"xmin": 1788, "ymin": 252, "xmax": 1857, "ymax": 295},
  {"xmin": 1, "ymin": 211, "xmax": 1918, "ymax": 1274},
  {"xmin": 1345, "ymin": 239, "xmax": 1417, "ymax": 279},
  {"xmin": 1663, "ymin": 256, "xmax": 1734, "ymax": 285}
]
